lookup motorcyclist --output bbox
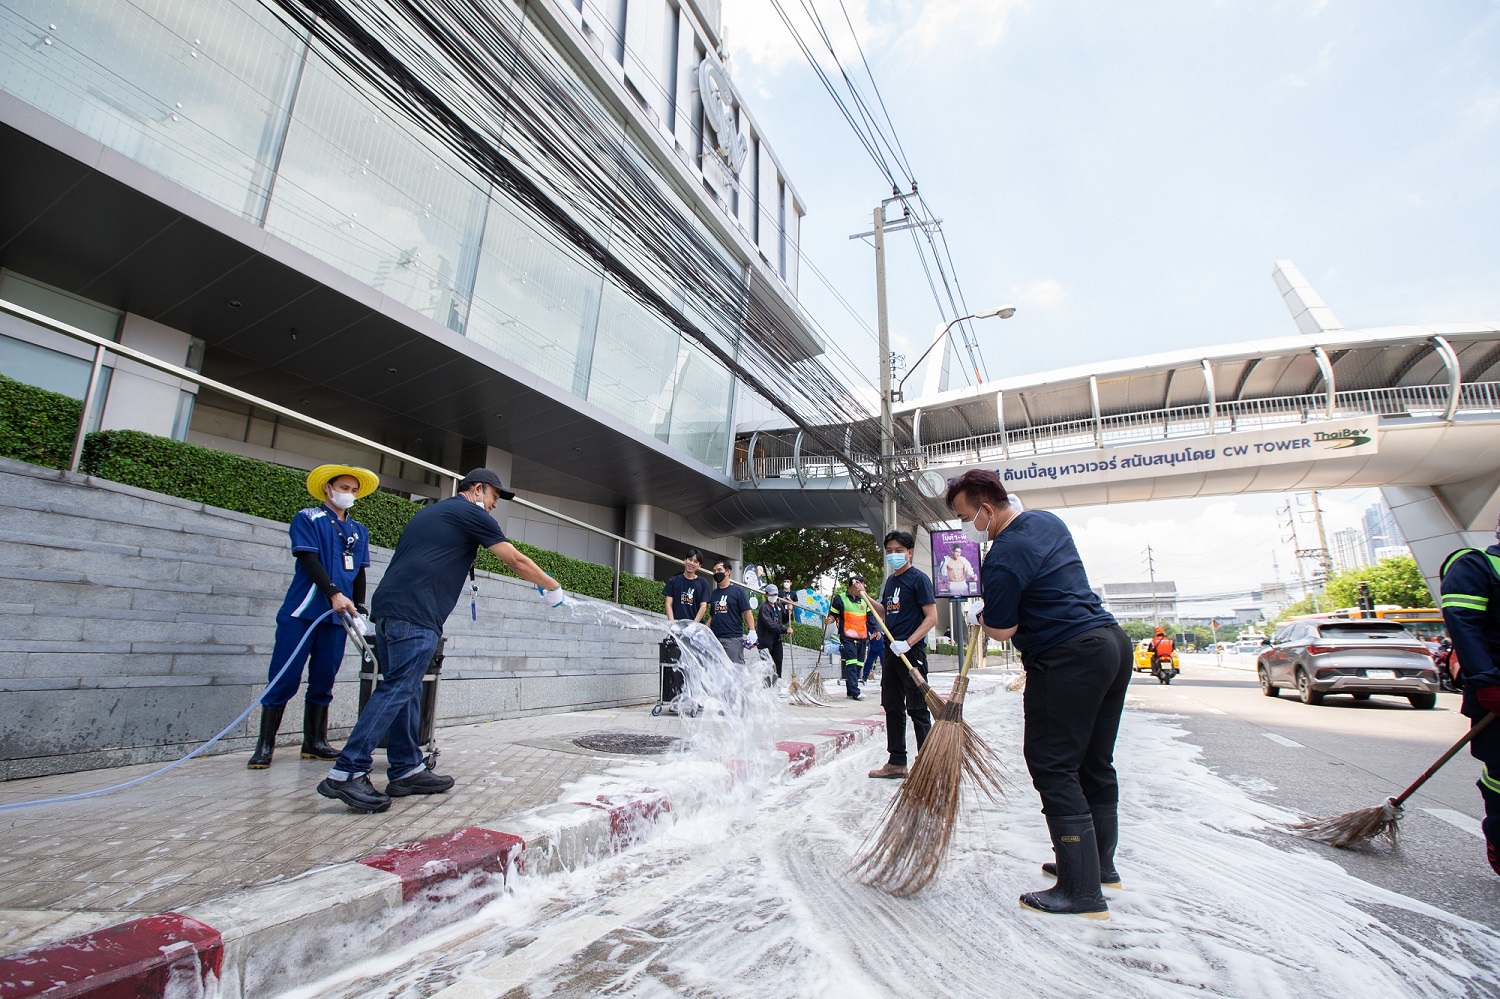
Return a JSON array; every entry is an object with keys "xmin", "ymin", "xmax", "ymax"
[{"xmin": 1148, "ymin": 627, "xmax": 1175, "ymax": 679}]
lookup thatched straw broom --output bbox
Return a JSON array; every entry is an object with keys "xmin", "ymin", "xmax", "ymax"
[
  {"xmin": 802, "ymin": 622, "xmax": 835, "ymax": 699},
  {"xmin": 851, "ymin": 638, "xmax": 1009, "ymax": 896},
  {"xmin": 784, "ymin": 639, "xmax": 826, "ymax": 706},
  {"xmin": 1292, "ymin": 712, "xmax": 1494, "ymax": 847},
  {"xmin": 1005, "ymin": 670, "xmax": 1026, "ymax": 692}
]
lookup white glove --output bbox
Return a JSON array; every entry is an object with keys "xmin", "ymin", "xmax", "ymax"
[
  {"xmin": 742, "ymin": 633, "xmax": 758, "ymax": 649},
  {"xmin": 890, "ymin": 639, "xmax": 911, "ymax": 655},
  {"xmin": 351, "ymin": 614, "xmax": 372, "ymax": 638},
  {"xmin": 538, "ymin": 585, "xmax": 568, "ymax": 608},
  {"xmin": 964, "ymin": 599, "xmax": 985, "ymax": 627}
]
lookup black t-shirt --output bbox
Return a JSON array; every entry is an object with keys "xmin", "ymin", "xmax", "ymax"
[
  {"xmin": 371, "ymin": 496, "xmax": 506, "ymax": 632},
  {"xmin": 663, "ymin": 573, "xmax": 711, "ymax": 620},
  {"xmin": 879, "ymin": 568, "xmax": 936, "ymax": 644},
  {"xmin": 980, "ymin": 509, "xmax": 1116, "ymax": 658},
  {"xmin": 708, "ymin": 584, "xmax": 752, "ymax": 639}
]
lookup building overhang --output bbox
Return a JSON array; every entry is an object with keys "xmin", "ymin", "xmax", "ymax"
[{"xmin": 0, "ymin": 95, "xmax": 739, "ymax": 513}]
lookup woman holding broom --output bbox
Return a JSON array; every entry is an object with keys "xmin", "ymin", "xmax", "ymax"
[{"xmin": 946, "ymin": 469, "xmax": 1132, "ymax": 919}]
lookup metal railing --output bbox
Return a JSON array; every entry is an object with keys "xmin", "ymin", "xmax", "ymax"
[
  {"xmin": 732, "ymin": 381, "xmax": 1500, "ymax": 482},
  {"xmin": 0, "ymin": 297, "xmax": 688, "ymax": 604}
]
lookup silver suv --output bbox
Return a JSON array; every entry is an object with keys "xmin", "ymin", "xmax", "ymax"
[{"xmin": 1256, "ymin": 620, "xmax": 1440, "ymax": 709}]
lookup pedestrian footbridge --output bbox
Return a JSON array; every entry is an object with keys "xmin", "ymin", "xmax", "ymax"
[{"xmin": 709, "ymin": 314, "xmax": 1500, "ymax": 593}]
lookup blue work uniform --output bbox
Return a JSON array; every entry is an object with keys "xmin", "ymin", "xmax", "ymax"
[
  {"xmin": 879, "ymin": 567, "xmax": 936, "ymax": 763},
  {"xmin": 263, "ymin": 505, "xmax": 370, "ymax": 707},
  {"xmin": 1439, "ymin": 545, "xmax": 1500, "ymax": 854}
]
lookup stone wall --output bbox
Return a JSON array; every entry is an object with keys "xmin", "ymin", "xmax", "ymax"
[{"xmin": 0, "ymin": 457, "xmax": 663, "ymax": 779}]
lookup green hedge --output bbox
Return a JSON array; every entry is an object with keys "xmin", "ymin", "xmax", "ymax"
[
  {"xmin": 65, "ymin": 428, "xmax": 668, "ymax": 613},
  {"xmin": 0, "ymin": 373, "xmax": 83, "ymax": 470}
]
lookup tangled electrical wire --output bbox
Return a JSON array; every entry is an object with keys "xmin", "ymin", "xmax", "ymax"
[{"xmin": 260, "ymin": 0, "xmax": 885, "ymax": 480}]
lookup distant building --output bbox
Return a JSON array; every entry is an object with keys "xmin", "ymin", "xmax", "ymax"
[
  {"xmin": 1363, "ymin": 500, "xmax": 1404, "ymax": 565},
  {"xmin": 1330, "ymin": 527, "xmax": 1369, "ymax": 573},
  {"xmin": 1373, "ymin": 543, "xmax": 1414, "ymax": 563},
  {"xmin": 1095, "ymin": 581, "xmax": 1178, "ymax": 621}
]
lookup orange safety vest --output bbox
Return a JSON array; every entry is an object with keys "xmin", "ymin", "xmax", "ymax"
[{"xmin": 837, "ymin": 593, "xmax": 870, "ymax": 639}]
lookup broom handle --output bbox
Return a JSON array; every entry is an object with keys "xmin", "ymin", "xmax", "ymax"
[
  {"xmin": 864, "ymin": 598, "xmax": 936, "ymax": 694},
  {"xmin": 1390, "ymin": 711, "xmax": 1494, "ymax": 807}
]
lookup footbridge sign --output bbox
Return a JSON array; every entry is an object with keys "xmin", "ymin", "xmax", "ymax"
[{"xmin": 995, "ymin": 419, "xmax": 1377, "ymax": 492}]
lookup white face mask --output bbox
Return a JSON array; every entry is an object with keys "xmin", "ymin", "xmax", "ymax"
[
  {"xmin": 328, "ymin": 490, "xmax": 356, "ymax": 510},
  {"xmin": 961, "ymin": 505, "xmax": 990, "ymax": 544}
]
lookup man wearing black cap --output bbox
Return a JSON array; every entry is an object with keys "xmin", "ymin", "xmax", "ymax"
[{"xmin": 317, "ymin": 469, "xmax": 567, "ymax": 813}]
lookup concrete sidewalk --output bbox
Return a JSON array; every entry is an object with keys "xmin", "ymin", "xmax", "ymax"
[{"xmin": 0, "ymin": 657, "xmax": 1006, "ymax": 997}]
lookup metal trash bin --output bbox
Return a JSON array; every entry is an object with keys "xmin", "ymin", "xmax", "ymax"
[
  {"xmin": 357, "ymin": 633, "xmax": 446, "ymax": 757},
  {"xmin": 651, "ymin": 635, "xmax": 699, "ymax": 717}
]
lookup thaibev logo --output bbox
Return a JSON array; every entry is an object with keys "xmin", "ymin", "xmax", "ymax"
[{"xmin": 1313, "ymin": 427, "xmax": 1373, "ymax": 449}]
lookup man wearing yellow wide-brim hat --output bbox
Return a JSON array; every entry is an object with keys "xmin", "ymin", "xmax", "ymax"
[{"xmin": 247, "ymin": 463, "xmax": 378, "ymax": 769}]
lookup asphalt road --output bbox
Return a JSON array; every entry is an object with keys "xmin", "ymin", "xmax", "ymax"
[{"xmin": 1128, "ymin": 652, "xmax": 1497, "ymax": 933}]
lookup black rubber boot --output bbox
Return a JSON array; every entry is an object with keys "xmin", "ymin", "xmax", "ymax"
[
  {"xmin": 1041, "ymin": 804, "xmax": 1121, "ymax": 888},
  {"xmin": 1021, "ymin": 814, "xmax": 1109, "ymax": 919},
  {"xmin": 299, "ymin": 702, "xmax": 340, "ymax": 760},
  {"xmin": 246, "ymin": 704, "xmax": 285, "ymax": 769}
]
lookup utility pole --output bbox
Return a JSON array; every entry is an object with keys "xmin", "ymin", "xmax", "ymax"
[
  {"xmin": 1309, "ymin": 490, "xmax": 1332, "ymax": 583},
  {"xmin": 1146, "ymin": 544, "xmax": 1160, "ymax": 627},
  {"xmin": 874, "ymin": 204, "xmax": 895, "ymax": 538},
  {"xmin": 851, "ymin": 191, "xmax": 941, "ymax": 539}
]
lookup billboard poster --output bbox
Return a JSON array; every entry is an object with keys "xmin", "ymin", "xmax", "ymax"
[{"xmin": 932, "ymin": 529, "xmax": 981, "ymax": 597}]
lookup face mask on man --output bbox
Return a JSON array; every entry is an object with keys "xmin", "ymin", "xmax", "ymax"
[
  {"xmin": 885, "ymin": 552, "xmax": 908, "ymax": 572},
  {"xmin": 961, "ymin": 504, "xmax": 991, "ymax": 545},
  {"xmin": 328, "ymin": 491, "xmax": 356, "ymax": 511},
  {"xmin": 712, "ymin": 571, "xmax": 727, "ymax": 583}
]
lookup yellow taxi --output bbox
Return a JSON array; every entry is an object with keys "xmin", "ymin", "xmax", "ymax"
[{"xmin": 1133, "ymin": 640, "xmax": 1180, "ymax": 673}]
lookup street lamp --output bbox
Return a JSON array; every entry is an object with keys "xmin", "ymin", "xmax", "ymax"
[{"xmin": 894, "ymin": 305, "xmax": 1016, "ymax": 402}]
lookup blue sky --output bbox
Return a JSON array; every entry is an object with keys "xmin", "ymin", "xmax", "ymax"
[{"xmin": 720, "ymin": 0, "xmax": 1500, "ymax": 599}]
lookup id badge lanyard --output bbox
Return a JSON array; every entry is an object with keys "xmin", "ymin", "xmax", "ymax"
[
  {"xmin": 470, "ymin": 561, "xmax": 478, "ymax": 621},
  {"xmin": 329, "ymin": 510, "xmax": 358, "ymax": 574}
]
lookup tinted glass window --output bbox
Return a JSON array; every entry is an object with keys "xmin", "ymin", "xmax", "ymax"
[{"xmin": 1315, "ymin": 623, "xmax": 1414, "ymax": 641}]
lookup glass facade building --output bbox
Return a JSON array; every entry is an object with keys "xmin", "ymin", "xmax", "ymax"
[{"xmin": 0, "ymin": 0, "xmax": 806, "ymax": 473}]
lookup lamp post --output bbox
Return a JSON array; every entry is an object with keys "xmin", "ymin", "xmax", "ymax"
[{"xmin": 894, "ymin": 306, "xmax": 1016, "ymax": 402}]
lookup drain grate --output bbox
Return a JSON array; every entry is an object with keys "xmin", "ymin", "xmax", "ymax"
[{"xmin": 572, "ymin": 732, "xmax": 683, "ymax": 755}]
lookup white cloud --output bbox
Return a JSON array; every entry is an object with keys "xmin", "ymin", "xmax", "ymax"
[
  {"xmin": 1010, "ymin": 277, "xmax": 1065, "ymax": 309},
  {"xmin": 898, "ymin": 0, "xmax": 1025, "ymax": 53},
  {"xmin": 722, "ymin": 0, "xmax": 887, "ymax": 74},
  {"xmin": 1467, "ymin": 87, "xmax": 1500, "ymax": 127},
  {"xmin": 1271, "ymin": 39, "xmax": 1335, "ymax": 97}
]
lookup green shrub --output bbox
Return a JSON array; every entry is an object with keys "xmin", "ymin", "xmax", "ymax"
[
  {"xmin": 0, "ymin": 373, "xmax": 83, "ymax": 469},
  {"xmin": 78, "ymin": 429, "xmax": 665, "ymax": 613}
]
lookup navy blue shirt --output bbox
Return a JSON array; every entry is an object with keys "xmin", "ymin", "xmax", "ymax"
[
  {"xmin": 879, "ymin": 567, "xmax": 936, "ymax": 644},
  {"xmin": 663, "ymin": 573, "xmax": 711, "ymax": 621},
  {"xmin": 1440, "ymin": 544, "xmax": 1500, "ymax": 719},
  {"xmin": 278, "ymin": 504, "xmax": 370, "ymax": 620},
  {"xmin": 708, "ymin": 584, "xmax": 752, "ymax": 639},
  {"xmin": 371, "ymin": 496, "xmax": 506, "ymax": 632},
  {"xmin": 980, "ymin": 509, "xmax": 1116, "ymax": 658}
]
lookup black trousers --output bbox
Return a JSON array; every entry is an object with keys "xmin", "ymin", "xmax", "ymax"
[
  {"xmin": 1022, "ymin": 625, "xmax": 1133, "ymax": 816},
  {"xmin": 1472, "ymin": 713, "xmax": 1500, "ymax": 847},
  {"xmin": 765, "ymin": 639, "xmax": 783, "ymax": 678},
  {"xmin": 881, "ymin": 642, "xmax": 932, "ymax": 766}
]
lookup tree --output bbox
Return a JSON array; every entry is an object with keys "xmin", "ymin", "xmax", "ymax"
[
  {"xmin": 742, "ymin": 527, "xmax": 883, "ymax": 591},
  {"xmin": 1321, "ymin": 555, "xmax": 1432, "ymax": 610},
  {"xmin": 1121, "ymin": 620, "xmax": 1154, "ymax": 643},
  {"xmin": 1274, "ymin": 595, "xmax": 1320, "ymax": 624}
]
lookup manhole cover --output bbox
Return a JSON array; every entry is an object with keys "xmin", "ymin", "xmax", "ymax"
[{"xmin": 572, "ymin": 732, "xmax": 683, "ymax": 755}]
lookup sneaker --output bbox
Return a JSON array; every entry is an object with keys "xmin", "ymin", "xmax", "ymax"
[
  {"xmin": 868, "ymin": 763, "xmax": 908, "ymax": 779},
  {"xmin": 848, "ymin": 691, "xmax": 863, "ymax": 701},
  {"xmin": 317, "ymin": 774, "xmax": 390, "ymax": 813},
  {"xmin": 386, "ymin": 769, "xmax": 456, "ymax": 797}
]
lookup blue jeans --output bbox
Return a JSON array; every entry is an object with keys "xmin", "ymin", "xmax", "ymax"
[
  {"xmin": 262, "ymin": 614, "xmax": 346, "ymax": 707},
  {"xmin": 333, "ymin": 617, "xmax": 437, "ymax": 778}
]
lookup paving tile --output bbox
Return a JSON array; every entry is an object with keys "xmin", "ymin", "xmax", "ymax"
[{"xmin": 0, "ymin": 663, "xmax": 971, "ymax": 932}]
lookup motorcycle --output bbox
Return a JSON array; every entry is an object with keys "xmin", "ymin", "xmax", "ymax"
[
  {"xmin": 1151, "ymin": 654, "xmax": 1179, "ymax": 685},
  {"xmin": 1432, "ymin": 639, "xmax": 1463, "ymax": 693}
]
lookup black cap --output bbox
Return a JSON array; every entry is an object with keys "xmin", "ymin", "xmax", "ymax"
[
  {"xmin": 458, "ymin": 468, "xmax": 515, "ymax": 500},
  {"xmin": 847, "ymin": 572, "xmax": 865, "ymax": 583}
]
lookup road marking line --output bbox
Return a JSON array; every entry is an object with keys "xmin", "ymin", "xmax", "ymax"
[
  {"xmin": 1262, "ymin": 733, "xmax": 1304, "ymax": 748},
  {"xmin": 1421, "ymin": 808, "xmax": 1485, "ymax": 840},
  {"xmin": 1203, "ymin": 707, "xmax": 1226, "ymax": 715}
]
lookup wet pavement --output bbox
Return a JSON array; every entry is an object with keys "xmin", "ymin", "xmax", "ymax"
[{"xmin": 0, "ymin": 653, "xmax": 972, "ymax": 955}]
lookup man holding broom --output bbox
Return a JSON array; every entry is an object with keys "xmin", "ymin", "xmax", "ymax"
[
  {"xmin": 1438, "ymin": 525, "xmax": 1500, "ymax": 877},
  {"xmin": 947, "ymin": 469, "xmax": 1132, "ymax": 919},
  {"xmin": 867, "ymin": 531, "xmax": 939, "ymax": 778}
]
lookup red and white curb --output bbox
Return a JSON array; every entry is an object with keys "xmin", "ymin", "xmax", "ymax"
[{"xmin": 0, "ymin": 699, "xmax": 978, "ymax": 998}]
